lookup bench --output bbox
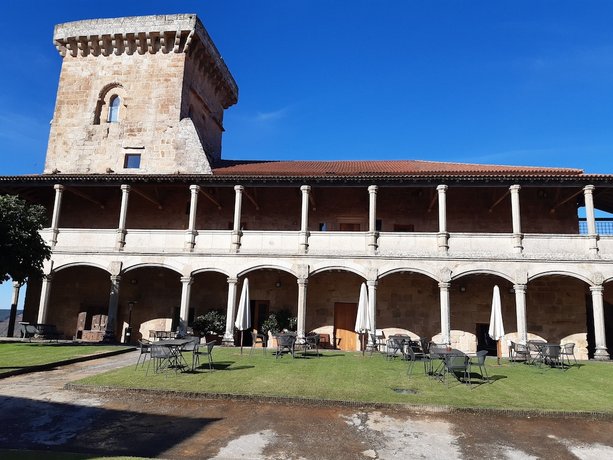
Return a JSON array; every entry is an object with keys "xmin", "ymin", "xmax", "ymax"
[{"xmin": 19, "ymin": 323, "xmax": 62, "ymax": 341}]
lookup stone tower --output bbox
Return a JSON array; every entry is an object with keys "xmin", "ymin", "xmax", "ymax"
[{"xmin": 44, "ymin": 14, "xmax": 238, "ymax": 175}]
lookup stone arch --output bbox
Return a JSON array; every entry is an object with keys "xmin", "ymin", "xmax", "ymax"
[
  {"xmin": 122, "ymin": 262, "xmax": 183, "ymax": 276},
  {"xmin": 93, "ymin": 82, "xmax": 128, "ymax": 125},
  {"xmin": 528, "ymin": 269, "xmax": 592, "ymax": 285},
  {"xmin": 191, "ymin": 267, "xmax": 230, "ymax": 278},
  {"xmin": 379, "ymin": 267, "xmax": 439, "ymax": 282},
  {"xmin": 238, "ymin": 264, "xmax": 297, "ymax": 278},
  {"xmin": 53, "ymin": 261, "xmax": 111, "ymax": 276},
  {"xmin": 310, "ymin": 265, "xmax": 366, "ymax": 279},
  {"xmin": 451, "ymin": 268, "xmax": 514, "ymax": 283}
]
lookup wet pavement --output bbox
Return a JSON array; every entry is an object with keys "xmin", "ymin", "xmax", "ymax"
[{"xmin": 0, "ymin": 352, "xmax": 612, "ymax": 459}]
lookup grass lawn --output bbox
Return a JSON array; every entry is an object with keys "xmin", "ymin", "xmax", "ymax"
[
  {"xmin": 0, "ymin": 342, "xmax": 131, "ymax": 375},
  {"xmin": 76, "ymin": 347, "xmax": 613, "ymax": 414}
]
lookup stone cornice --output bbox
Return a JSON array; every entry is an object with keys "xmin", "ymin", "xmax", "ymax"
[{"xmin": 53, "ymin": 14, "xmax": 238, "ymax": 108}]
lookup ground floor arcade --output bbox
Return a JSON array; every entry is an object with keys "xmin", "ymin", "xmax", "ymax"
[{"xmin": 19, "ymin": 255, "xmax": 612, "ymax": 361}]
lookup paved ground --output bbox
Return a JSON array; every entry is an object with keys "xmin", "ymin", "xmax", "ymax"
[{"xmin": 0, "ymin": 352, "xmax": 612, "ymax": 459}]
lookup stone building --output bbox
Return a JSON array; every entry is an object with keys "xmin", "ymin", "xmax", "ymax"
[{"xmin": 2, "ymin": 14, "xmax": 613, "ymax": 359}]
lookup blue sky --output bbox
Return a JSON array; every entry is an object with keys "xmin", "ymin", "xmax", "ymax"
[{"xmin": 2, "ymin": 1, "xmax": 613, "ymax": 311}]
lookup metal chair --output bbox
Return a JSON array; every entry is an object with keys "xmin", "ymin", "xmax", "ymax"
[
  {"xmin": 560, "ymin": 342, "xmax": 577, "ymax": 367},
  {"xmin": 509, "ymin": 341, "xmax": 530, "ymax": 363},
  {"xmin": 275, "ymin": 334, "xmax": 296, "ymax": 359},
  {"xmin": 542, "ymin": 344, "xmax": 563, "ymax": 369},
  {"xmin": 135, "ymin": 339, "xmax": 152, "ymax": 369},
  {"xmin": 443, "ymin": 353, "xmax": 471, "ymax": 386},
  {"xmin": 147, "ymin": 344, "xmax": 173, "ymax": 375},
  {"xmin": 405, "ymin": 346, "xmax": 428, "ymax": 377},
  {"xmin": 469, "ymin": 350, "xmax": 490, "ymax": 383},
  {"xmin": 193, "ymin": 341, "xmax": 215, "ymax": 371},
  {"xmin": 386, "ymin": 337, "xmax": 404, "ymax": 360},
  {"xmin": 250, "ymin": 330, "xmax": 267, "ymax": 355}
]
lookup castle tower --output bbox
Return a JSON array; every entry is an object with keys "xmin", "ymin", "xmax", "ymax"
[{"xmin": 44, "ymin": 14, "xmax": 238, "ymax": 175}]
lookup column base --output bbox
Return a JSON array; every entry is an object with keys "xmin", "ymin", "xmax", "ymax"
[
  {"xmin": 222, "ymin": 333, "xmax": 235, "ymax": 347},
  {"xmin": 594, "ymin": 348, "xmax": 610, "ymax": 360}
]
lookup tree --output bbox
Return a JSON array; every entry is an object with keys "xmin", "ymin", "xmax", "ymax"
[{"xmin": 0, "ymin": 194, "xmax": 51, "ymax": 285}]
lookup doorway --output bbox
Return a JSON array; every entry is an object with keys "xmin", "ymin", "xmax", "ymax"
[
  {"xmin": 476, "ymin": 323, "xmax": 498, "ymax": 356},
  {"xmin": 334, "ymin": 302, "xmax": 358, "ymax": 351}
]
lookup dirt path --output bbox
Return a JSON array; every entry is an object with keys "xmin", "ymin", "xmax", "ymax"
[{"xmin": 1, "ymin": 353, "xmax": 612, "ymax": 459}]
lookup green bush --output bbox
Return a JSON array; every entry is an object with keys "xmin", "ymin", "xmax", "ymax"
[
  {"xmin": 261, "ymin": 309, "xmax": 297, "ymax": 335},
  {"xmin": 192, "ymin": 309, "xmax": 226, "ymax": 337}
]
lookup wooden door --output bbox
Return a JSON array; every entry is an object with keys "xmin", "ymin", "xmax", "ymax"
[{"xmin": 334, "ymin": 302, "xmax": 358, "ymax": 351}]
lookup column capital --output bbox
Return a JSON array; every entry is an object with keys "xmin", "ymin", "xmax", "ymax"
[
  {"xmin": 300, "ymin": 185, "xmax": 311, "ymax": 193},
  {"xmin": 590, "ymin": 285, "xmax": 604, "ymax": 293},
  {"xmin": 109, "ymin": 275, "xmax": 121, "ymax": 283},
  {"xmin": 368, "ymin": 185, "xmax": 378, "ymax": 193},
  {"xmin": 234, "ymin": 185, "xmax": 244, "ymax": 192},
  {"xmin": 437, "ymin": 184, "xmax": 448, "ymax": 192},
  {"xmin": 509, "ymin": 184, "xmax": 521, "ymax": 192},
  {"xmin": 367, "ymin": 279, "xmax": 378, "ymax": 288},
  {"xmin": 513, "ymin": 284, "xmax": 527, "ymax": 293},
  {"xmin": 180, "ymin": 276, "xmax": 193, "ymax": 285},
  {"xmin": 583, "ymin": 184, "xmax": 595, "ymax": 194},
  {"xmin": 54, "ymin": 184, "xmax": 64, "ymax": 192},
  {"xmin": 43, "ymin": 273, "xmax": 54, "ymax": 282},
  {"xmin": 297, "ymin": 277, "xmax": 309, "ymax": 286},
  {"xmin": 189, "ymin": 184, "xmax": 200, "ymax": 192},
  {"xmin": 227, "ymin": 277, "xmax": 238, "ymax": 285},
  {"xmin": 12, "ymin": 281, "xmax": 21, "ymax": 289},
  {"xmin": 438, "ymin": 281, "xmax": 451, "ymax": 290},
  {"xmin": 120, "ymin": 184, "xmax": 131, "ymax": 192}
]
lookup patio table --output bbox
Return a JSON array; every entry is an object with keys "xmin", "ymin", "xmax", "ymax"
[
  {"xmin": 427, "ymin": 346, "xmax": 465, "ymax": 379},
  {"xmin": 156, "ymin": 338, "xmax": 192, "ymax": 370}
]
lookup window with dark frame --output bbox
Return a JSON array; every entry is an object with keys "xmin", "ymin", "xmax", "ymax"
[{"xmin": 124, "ymin": 154, "xmax": 141, "ymax": 169}]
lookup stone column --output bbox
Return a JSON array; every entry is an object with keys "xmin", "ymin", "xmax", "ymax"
[
  {"xmin": 116, "ymin": 184, "xmax": 130, "ymax": 250},
  {"xmin": 367, "ymin": 279, "xmax": 378, "ymax": 348},
  {"xmin": 185, "ymin": 185, "xmax": 200, "ymax": 251},
  {"xmin": 231, "ymin": 185, "xmax": 244, "ymax": 252},
  {"xmin": 296, "ymin": 277, "xmax": 308, "ymax": 342},
  {"xmin": 179, "ymin": 276, "xmax": 193, "ymax": 335},
  {"xmin": 591, "ymin": 285, "xmax": 610, "ymax": 360},
  {"xmin": 299, "ymin": 185, "xmax": 311, "ymax": 254},
  {"xmin": 222, "ymin": 277, "xmax": 238, "ymax": 346},
  {"xmin": 438, "ymin": 281, "xmax": 451, "ymax": 345},
  {"xmin": 36, "ymin": 274, "xmax": 53, "ymax": 324},
  {"xmin": 437, "ymin": 185, "xmax": 449, "ymax": 253},
  {"xmin": 510, "ymin": 185, "xmax": 523, "ymax": 254},
  {"xmin": 513, "ymin": 284, "xmax": 528, "ymax": 344},
  {"xmin": 583, "ymin": 185, "xmax": 599, "ymax": 255},
  {"xmin": 368, "ymin": 185, "xmax": 379, "ymax": 253},
  {"xmin": 6, "ymin": 282, "xmax": 21, "ymax": 338},
  {"xmin": 104, "ymin": 275, "xmax": 121, "ymax": 341},
  {"xmin": 50, "ymin": 184, "xmax": 64, "ymax": 248}
]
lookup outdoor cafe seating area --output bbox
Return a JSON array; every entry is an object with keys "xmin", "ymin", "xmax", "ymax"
[{"xmin": 509, "ymin": 340, "xmax": 578, "ymax": 369}]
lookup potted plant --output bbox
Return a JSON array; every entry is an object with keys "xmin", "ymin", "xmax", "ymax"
[{"xmin": 192, "ymin": 309, "xmax": 226, "ymax": 343}]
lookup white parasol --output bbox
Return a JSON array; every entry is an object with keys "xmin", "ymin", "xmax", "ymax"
[
  {"xmin": 235, "ymin": 278, "xmax": 251, "ymax": 354},
  {"xmin": 488, "ymin": 285, "xmax": 505, "ymax": 364},
  {"xmin": 354, "ymin": 282, "xmax": 371, "ymax": 354}
]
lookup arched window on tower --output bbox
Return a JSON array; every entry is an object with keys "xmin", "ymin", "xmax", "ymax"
[{"xmin": 108, "ymin": 95, "xmax": 121, "ymax": 123}]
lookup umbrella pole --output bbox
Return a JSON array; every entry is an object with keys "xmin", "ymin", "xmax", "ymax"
[
  {"xmin": 240, "ymin": 330, "xmax": 244, "ymax": 355},
  {"xmin": 497, "ymin": 340, "xmax": 501, "ymax": 365},
  {"xmin": 361, "ymin": 332, "xmax": 365, "ymax": 356}
]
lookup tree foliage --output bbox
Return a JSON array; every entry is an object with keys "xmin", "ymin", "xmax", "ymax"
[{"xmin": 0, "ymin": 194, "xmax": 51, "ymax": 285}]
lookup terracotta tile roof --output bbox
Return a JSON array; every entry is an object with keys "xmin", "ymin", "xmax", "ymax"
[{"xmin": 212, "ymin": 159, "xmax": 583, "ymax": 177}]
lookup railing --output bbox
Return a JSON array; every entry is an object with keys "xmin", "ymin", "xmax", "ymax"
[
  {"xmin": 578, "ymin": 218, "xmax": 613, "ymax": 235},
  {"xmin": 47, "ymin": 227, "xmax": 609, "ymax": 258}
]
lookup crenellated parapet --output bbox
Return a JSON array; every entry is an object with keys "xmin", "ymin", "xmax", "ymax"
[{"xmin": 53, "ymin": 14, "xmax": 237, "ymax": 108}]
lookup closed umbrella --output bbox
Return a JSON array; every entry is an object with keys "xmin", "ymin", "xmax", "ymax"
[
  {"xmin": 488, "ymin": 285, "xmax": 505, "ymax": 365},
  {"xmin": 235, "ymin": 278, "xmax": 251, "ymax": 354},
  {"xmin": 354, "ymin": 282, "xmax": 371, "ymax": 355}
]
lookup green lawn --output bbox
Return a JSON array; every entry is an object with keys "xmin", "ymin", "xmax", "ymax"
[
  {"xmin": 76, "ymin": 347, "xmax": 613, "ymax": 414},
  {"xmin": 0, "ymin": 342, "xmax": 131, "ymax": 375}
]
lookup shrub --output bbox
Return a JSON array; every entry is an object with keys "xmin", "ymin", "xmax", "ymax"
[{"xmin": 192, "ymin": 309, "xmax": 226, "ymax": 337}]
